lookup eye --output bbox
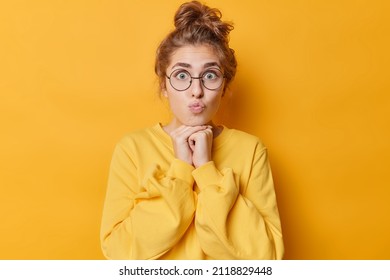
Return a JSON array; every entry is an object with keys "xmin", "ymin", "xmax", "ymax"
[
  {"xmin": 173, "ymin": 70, "xmax": 190, "ymax": 80},
  {"xmin": 203, "ymin": 70, "xmax": 220, "ymax": 80}
]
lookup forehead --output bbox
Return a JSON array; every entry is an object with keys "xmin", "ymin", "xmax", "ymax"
[{"xmin": 168, "ymin": 45, "xmax": 220, "ymax": 70}]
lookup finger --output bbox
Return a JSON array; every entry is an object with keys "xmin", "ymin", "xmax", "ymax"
[
  {"xmin": 171, "ymin": 125, "xmax": 206, "ymax": 136},
  {"xmin": 171, "ymin": 125, "xmax": 208, "ymax": 141},
  {"xmin": 188, "ymin": 129, "xmax": 212, "ymax": 146},
  {"xmin": 200, "ymin": 128, "xmax": 214, "ymax": 140}
]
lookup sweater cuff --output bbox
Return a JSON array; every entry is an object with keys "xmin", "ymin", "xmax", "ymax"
[
  {"xmin": 167, "ymin": 159, "xmax": 195, "ymax": 186},
  {"xmin": 192, "ymin": 161, "xmax": 223, "ymax": 190}
]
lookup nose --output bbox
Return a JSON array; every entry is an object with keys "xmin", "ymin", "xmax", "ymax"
[{"xmin": 190, "ymin": 77, "xmax": 204, "ymax": 98}]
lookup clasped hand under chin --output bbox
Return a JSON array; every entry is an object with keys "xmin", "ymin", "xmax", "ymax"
[{"xmin": 169, "ymin": 125, "xmax": 214, "ymax": 168}]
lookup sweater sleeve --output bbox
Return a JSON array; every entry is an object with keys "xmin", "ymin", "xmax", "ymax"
[
  {"xmin": 193, "ymin": 144, "xmax": 284, "ymax": 260},
  {"xmin": 100, "ymin": 140, "xmax": 196, "ymax": 260}
]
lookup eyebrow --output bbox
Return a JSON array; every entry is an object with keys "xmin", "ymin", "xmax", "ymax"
[{"xmin": 171, "ymin": 62, "xmax": 221, "ymax": 70}]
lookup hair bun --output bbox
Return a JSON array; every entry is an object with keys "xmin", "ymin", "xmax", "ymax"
[{"xmin": 174, "ymin": 1, "xmax": 233, "ymax": 43}]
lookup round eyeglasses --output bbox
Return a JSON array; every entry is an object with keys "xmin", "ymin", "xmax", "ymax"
[{"xmin": 166, "ymin": 68, "xmax": 225, "ymax": 91}]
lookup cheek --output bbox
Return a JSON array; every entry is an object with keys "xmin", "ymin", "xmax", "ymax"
[
  {"xmin": 208, "ymin": 94, "xmax": 223, "ymax": 109},
  {"xmin": 167, "ymin": 94, "xmax": 185, "ymax": 111}
]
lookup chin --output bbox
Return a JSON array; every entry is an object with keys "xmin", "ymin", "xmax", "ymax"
[{"xmin": 182, "ymin": 117, "xmax": 212, "ymax": 127}]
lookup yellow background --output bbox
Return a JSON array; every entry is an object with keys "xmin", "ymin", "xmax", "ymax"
[{"xmin": 1, "ymin": 0, "xmax": 389, "ymax": 259}]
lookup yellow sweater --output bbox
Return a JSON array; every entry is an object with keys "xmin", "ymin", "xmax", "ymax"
[{"xmin": 100, "ymin": 123, "xmax": 284, "ymax": 259}]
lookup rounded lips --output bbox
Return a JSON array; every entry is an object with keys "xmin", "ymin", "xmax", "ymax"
[{"xmin": 188, "ymin": 102, "xmax": 205, "ymax": 113}]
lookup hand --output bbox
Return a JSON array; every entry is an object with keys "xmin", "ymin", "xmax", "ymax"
[
  {"xmin": 188, "ymin": 126, "xmax": 213, "ymax": 168},
  {"xmin": 169, "ymin": 125, "xmax": 209, "ymax": 166}
]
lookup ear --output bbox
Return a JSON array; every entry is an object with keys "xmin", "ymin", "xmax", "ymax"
[{"xmin": 162, "ymin": 89, "xmax": 168, "ymax": 98}]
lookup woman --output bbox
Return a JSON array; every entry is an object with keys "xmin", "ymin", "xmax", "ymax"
[{"xmin": 100, "ymin": 1, "xmax": 284, "ymax": 260}]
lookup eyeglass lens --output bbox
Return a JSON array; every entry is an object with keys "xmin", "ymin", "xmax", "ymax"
[{"xmin": 168, "ymin": 69, "xmax": 224, "ymax": 91}]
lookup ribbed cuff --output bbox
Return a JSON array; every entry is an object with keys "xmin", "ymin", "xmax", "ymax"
[
  {"xmin": 192, "ymin": 161, "xmax": 223, "ymax": 190},
  {"xmin": 167, "ymin": 159, "xmax": 195, "ymax": 186}
]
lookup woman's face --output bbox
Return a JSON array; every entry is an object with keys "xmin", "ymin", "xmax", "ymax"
[{"xmin": 163, "ymin": 44, "xmax": 225, "ymax": 128}]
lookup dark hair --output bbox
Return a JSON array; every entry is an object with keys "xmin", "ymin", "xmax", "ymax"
[{"xmin": 155, "ymin": 1, "xmax": 237, "ymax": 92}]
